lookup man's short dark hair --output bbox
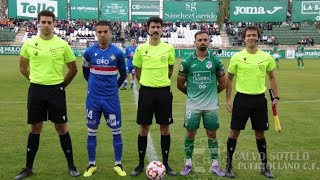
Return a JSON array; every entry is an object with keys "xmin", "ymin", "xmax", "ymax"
[
  {"xmin": 38, "ymin": 10, "xmax": 55, "ymax": 22},
  {"xmin": 96, "ymin": 20, "xmax": 112, "ymax": 30},
  {"xmin": 147, "ymin": 16, "xmax": 163, "ymax": 28},
  {"xmin": 194, "ymin": 30, "xmax": 209, "ymax": 40},
  {"xmin": 241, "ymin": 26, "xmax": 262, "ymax": 40}
]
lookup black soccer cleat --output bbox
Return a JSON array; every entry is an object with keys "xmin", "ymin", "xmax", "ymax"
[
  {"xmin": 14, "ymin": 168, "xmax": 33, "ymax": 180},
  {"xmin": 224, "ymin": 164, "xmax": 235, "ymax": 178},
  {"xmin": 68, "ymin": 164, "xmax": 80, "ymax": 177},
  {"xmin": 261, "ymin": 164, "xmax": 274, "ymax": 178},
  {"xmin": 164, "ymin": 164, "xmax": 177, "ymax": 176},
  {"xmin": 130, "ymin": 164, "xmax": 144, "ymax": 176}
]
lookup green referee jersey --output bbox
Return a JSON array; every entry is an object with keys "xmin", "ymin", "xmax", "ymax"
[
  {"xmin": 133, "ymin": 41, "xmax": 175, "ymax": 87},
  {"xmin": 178, "ymin": 52, "xmax": 225, "ymax": 110},
  {"xmin": 20, "ymin": 35, "xmax": 76, "ymax": 85},
  {"xmin": 228, "ymin": 49, "xmax": 276, "ymax": 94}
]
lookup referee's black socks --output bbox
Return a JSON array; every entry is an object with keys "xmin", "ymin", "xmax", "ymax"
[
  {"xmin": 138, "ymin": 134, "xmax": 147, "ymax": 166},
  {"xmin": 227, "ymin": 137, "xmax": 237, "ymax": 166},
  {"xmin": 26, "ymin": 133, "xmax": 40, "ymax": 169},
  {"xmin": 59, "ymin": 132, "xmax": 75, "ymax": 167},
  {"xmin": 161, "ymin": 134, "xmax": 170, "ymax": 165},
  {"xmin": 256, "ymin": 138, "xmax": 268, "ymax": 165}
]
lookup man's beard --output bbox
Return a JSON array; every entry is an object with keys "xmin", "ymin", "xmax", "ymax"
[{"xmin": 198, "ymin": 46, "xmax": 207, "ymax": 51}]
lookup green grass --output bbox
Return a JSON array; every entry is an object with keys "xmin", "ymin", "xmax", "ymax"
[{"xmin": 0, "ymin": 55, "xmax": 320, "ymax": 180}]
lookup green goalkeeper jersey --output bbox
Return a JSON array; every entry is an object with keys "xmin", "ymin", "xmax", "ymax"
[{"xmin": 178, "ymin": 52, "xmax": 225, "ymax": 110}]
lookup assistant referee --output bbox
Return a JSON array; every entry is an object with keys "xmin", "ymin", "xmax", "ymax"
[
  {"xmin": 15, "ymin": 10, "xmax": 79, "ymax": 180},
  {"xmin": 224, "ymin": 26, "xmax": 279, "ymax": 179}
]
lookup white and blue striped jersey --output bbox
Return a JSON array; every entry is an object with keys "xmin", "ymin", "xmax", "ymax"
[{"xmin": 83, "ymin": 43, "xmax": 126, "ymax": 98}]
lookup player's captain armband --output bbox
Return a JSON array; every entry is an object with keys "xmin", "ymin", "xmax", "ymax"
[{"xmin": 83, "ymin": 59, "xmax": 90, "ymax": 67}]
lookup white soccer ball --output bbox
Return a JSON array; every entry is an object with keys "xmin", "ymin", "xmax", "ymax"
[{"xmin": 146, "ymin": 161, "xmax": 166, "ymax": 180}]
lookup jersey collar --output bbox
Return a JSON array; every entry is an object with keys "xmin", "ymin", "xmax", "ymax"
[{"xmin": 192, "ymin": 51, "xmax": 211, "ymax": 60}]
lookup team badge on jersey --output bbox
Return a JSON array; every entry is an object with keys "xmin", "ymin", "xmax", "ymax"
[
  {"xmin": 259, "ymin": 64, "xmax": 265, "ymax": 71},
  {"xmin": 206, "ymin": 61, "xmax": 212, "ymax": 69},
  {"xmin": 179, "ymin": 64, "xmax": 184, "ymax": 72},
  {"xmin": 50, "ymin": 48, "xmax": 58, "ymax": 57},
  {"xmin": 161, "ymin": 56, "xmax": 166, "ymax": 63},
  {"xmin": 110, "ymin": 55, "xmax": 116, "ymax": 61},
  {"xmin": 94, "ymin": 53, "xmax": 98, "ymax": 57}
]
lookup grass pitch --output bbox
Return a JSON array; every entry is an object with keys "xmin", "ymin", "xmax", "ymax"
[{"xmin": 0, "ymin": 55, "xmax": 320, "ymax": 180}]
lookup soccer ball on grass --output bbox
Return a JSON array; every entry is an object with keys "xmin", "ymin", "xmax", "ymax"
[{"xmin": 146, "ymin": 161, "xmax": 166, "ymax": 180}]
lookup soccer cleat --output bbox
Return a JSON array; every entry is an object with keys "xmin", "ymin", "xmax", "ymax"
[
  {"xmin": 130, "ymin": 164, "xmax": 144, "ymax": 176},
  {"xmin": 69, "ymin": 165, "xmax": 80, "ymax": 177},
  {"xmin": 180, "ymin": 165, "xmax": 192, "ymax": 176},
  {"xmin": 261, "ymin": 165, "xmax": 274, "ymax": 178},
  {"xmin": 164, "ymin": 164, "xmax": 177, "ymax": 176},
  {"xmin": 211, "ymin": 165, "xmax": 225, "ymax": 177},
  {"xmin": 83, "ymin": 164, "xmax": 97, "ymax": 177},
  {"xmin": 120, "ymin": 87, "xmax": 126, "ymax": 90},
  {"xmin": 114, "ymin": 164, "xmax": 127, "ymax": 176},
  {"xmin": 224, "ymin": 165, "xmax": 235, "ymax": 178},
  {"xmin": 14, "ymin": 168, "xmax": 33, "ymax": 180}
]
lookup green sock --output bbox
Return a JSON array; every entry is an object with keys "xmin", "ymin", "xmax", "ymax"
[
  {"xmin": 301, "ymin": 61, "xmax": 304, "ymax": 67},
  {"xmin": 184, "ymin": 137, "xmax": 194, "ymax": 159},
  {"xmin": 298, "ymin": 60, "xmax": 300, "ymax": 67},
  {"xmin": 208, "ymin": 139, "xmax": 218, "ymax": 160}
]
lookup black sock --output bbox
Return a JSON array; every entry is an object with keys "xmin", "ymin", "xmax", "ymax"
[
  {"xmin": 227, "ymin": 137, "xmax": 237, "ymax": 167},
  {"xmin": 256, "ymin": 138, "xmax": 268, "ymax": 165},
  {"xmin": 138, "ymin": 135, "xmax": 147, "ymax": 166},
  {"xmin": 26, "ymin": 133, "xmax": 40, "ymax": 169},
  {"xmin": 161, "ymin": 134, "xmax": 170, "ymax": 165},
  {"xmin": 59, "ymin": 132, "xmax": 74, "ymax": 167}
]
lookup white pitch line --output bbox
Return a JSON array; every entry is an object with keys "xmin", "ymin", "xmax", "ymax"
[{"xmin": 132, "ymin": 83, "xmax": 159, "ymax": 162}]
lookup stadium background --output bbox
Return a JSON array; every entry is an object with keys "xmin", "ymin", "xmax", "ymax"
[
  {"xmin": 0, "ymin": 0, "xmax": 320, "ymax": 180},
  {"xmin": 0, "ymin": 0, "xmax": 320, "ymax": 58}
]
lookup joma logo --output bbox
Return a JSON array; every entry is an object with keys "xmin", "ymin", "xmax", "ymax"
[{"xmin": 234, "ymin": 6, "xmax": 283, "ymax": 15}]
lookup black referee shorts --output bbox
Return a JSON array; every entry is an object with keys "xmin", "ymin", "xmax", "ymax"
[
  {"xmin": 136, "ymin": 85, "xmax": 173, "ymax": 125},
  {"xmin": 27, "ymin": 83, "xmax": 67, "ymax": 124},
  {"xmin": 231, "ymin": 92, "xmax": 269, "ymax": 131}
]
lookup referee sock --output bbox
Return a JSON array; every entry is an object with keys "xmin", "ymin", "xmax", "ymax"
[
  {"xmin": 138, "ymin": 134, "xmax": 147, "ymax": 166},
  {"xmin": 26, "ymin": 133, "xmax": 40, "ymax": 169},
  {"xmin": 59, "ymin": 132, "xmax": 75, "ymax": 167},
  {"xmin": 256, "ymin": 138, "xmax": 268, "ymax": 165},
  {"xmin": 226, "ymin": 137, "xmax": 237, "ymax": 167},
  {"xmin": 161, "ymin": 134, "xmax": 170, "ymax": 165}
]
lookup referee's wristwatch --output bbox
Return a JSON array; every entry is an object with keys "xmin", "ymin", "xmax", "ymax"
[{"xmin": 274, "ymin": 97, "xmax": 280, "ymax": 100}]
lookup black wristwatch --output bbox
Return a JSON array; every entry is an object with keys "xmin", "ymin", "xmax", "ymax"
[{"xmin": 274, "ymin": 97, "xmax": 280, "ymax": 100}]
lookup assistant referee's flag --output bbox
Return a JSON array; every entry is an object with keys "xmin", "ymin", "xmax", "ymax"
[{"xmin": 269, "ymin": 89, "xmax": 282, "ymax": 133}]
